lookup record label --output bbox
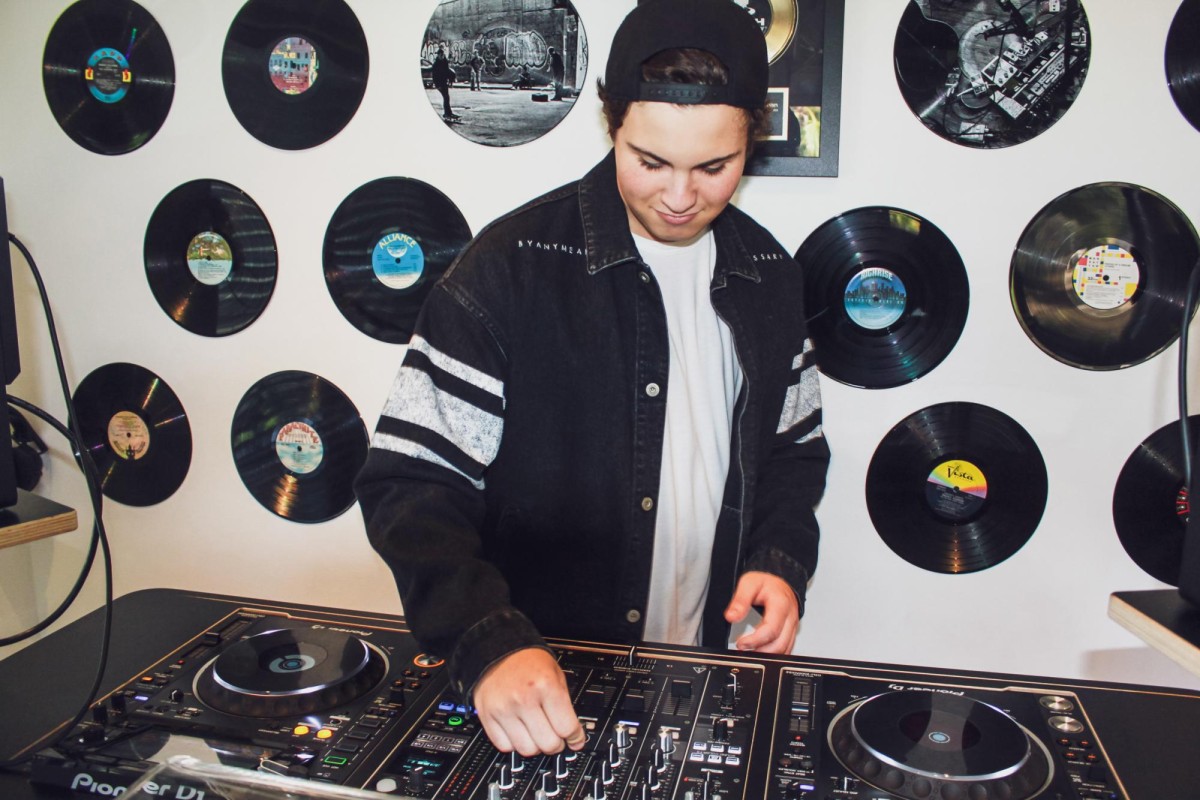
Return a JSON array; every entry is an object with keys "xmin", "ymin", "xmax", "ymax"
[
  {"xmin": 844, "ymin": 267, "xmax": 907, "ymax": 330},
  {"xmin": 186, "ymin": 231, "xmax": 234, "ymax": 286},
  {"xmin": 1071, "ymin": 245, "xmax": 1139, "ymax": 310},
  {"xmin": 86, "ymin": 47, "xmax": 131, "ymax": 103},
  {"xmin": 275, "ymin": 420, "xmax": 324, "ymax": 475},
  {"xmin": 372, "ymin": 233, "xmax": 425, "ymax": 291},
  {"xmin": 106, "ymin": 411, "xmax": 150, "ymax": 460},
  {"xmin": 925, "ymin": 459, "xmax": 988, "ymax": 521},
  {"xmin": 270, "ymin": 37, "xmax": 317, "ymax": 95}
]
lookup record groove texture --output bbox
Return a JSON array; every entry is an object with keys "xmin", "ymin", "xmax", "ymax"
[
  {"xmin": 231, "ymin": 370, "xmax": 367, "ymax": 523},
  {"xmin": 866, "ymin": 402, "xmax": 1047, "ymax": 574},
  {"xmin": 796, "ymin": 206, "xmax": 968, "ymax": 389},
  {"xmin": 1010, "ymin": 182, "xmax": 1200, "ymax": 370},
  {"xmin": 72, "ymin": 362, "xmax": 191, "ymax": 506},
  {"xmin": 42, "ymin": 0, "xmax": 175, "ymax": 155},
  {"xmin": 222, "ymin": 0, "xmax": 368, "ymax": 150},
  {"xmin": 144, "ymin": 179, "xmax": 278, "ymax": 337},
  {"xmin": 1111, "ymin": 416, "xmax": 1200, "ymax": 585},
  {"xmin": 323, "ymin": 177, "xmax": 472, "ymax": 343},
  {"xmin": 1166, "ymin": 0, "xmax": 1200, "ymax": 133}
]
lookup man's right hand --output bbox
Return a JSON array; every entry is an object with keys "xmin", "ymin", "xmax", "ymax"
[{"xmin": 472, "ymin": 647, "xmax": 587, "ymax": 756}]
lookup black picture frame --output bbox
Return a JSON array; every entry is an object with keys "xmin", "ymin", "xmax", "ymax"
[{"xmin": 745, "ymin": 0, "xmax": 844, "ymax": 177}]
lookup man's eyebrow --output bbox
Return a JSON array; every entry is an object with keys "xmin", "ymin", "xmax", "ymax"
[{"xmin": 627, "ymin": 143, "xmax": 742, "ymax": 169}]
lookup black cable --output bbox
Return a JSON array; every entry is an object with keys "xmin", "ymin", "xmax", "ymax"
[
  {"xmin": 0, "ymin": 234, "xmax": 114, "ymax": 772},
  {"xmin": 0, "ymin": 397, "xmax": 102, "ymax": 645}
]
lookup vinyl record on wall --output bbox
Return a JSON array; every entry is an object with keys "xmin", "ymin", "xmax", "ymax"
[
  {"xmin": 42, "ymin": 0, "xmax": 175, "ymax": 155},
  {"xmin": 72, "ymin": 362, "xmax": 191, "ymax": 506},
  {"xmin": 893, "ymin": 0, "xmax": 1090, "ymax": 148},
  {"xmin": 1166, "ymin": 0, "xmax": 1200, "ymax": 132},
  {"xmin": 231, "ymin": 370, "xmax": 367, "ymax": 523},
  {"xmin": 795, "ymin": 206, "xmax": 969, "ymax": 389},
  {"xmin": 1112, "ymin": 416, "xmax": 1200, "ymax": 585},
  {"xmin": 865, "ymin": 402, "xmax": 1047, "ymax": 574},
  {"xmin": 323, "ymin": 177, "xmax": 472, "ymax": 344},
  {"xmin": 1010, "ymin": 182, "xmax": 1200, "ymax": 370},
  {"xmin": 144, "ymin": 179, "xmax": 278, "ymax": 337},
  {"xmin": 421, "ymin": 0, "xmax": 588, "ymax": 146},
  {"xmin": 222, "ymin": 0, "xmax": 368, "ymax": 150}
]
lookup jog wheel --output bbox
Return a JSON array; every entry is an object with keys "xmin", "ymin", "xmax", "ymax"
[
  {"xmin": 828, "ymin": 692, "xmax": 1053, "ymax": 799},
  {"xmin": 195, "ymin": 628, "xmax": 387, "ymax": 717}
]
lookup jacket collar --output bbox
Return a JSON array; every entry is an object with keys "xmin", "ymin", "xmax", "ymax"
[{"xmin": 577, "ymin": 150, "xmax": 762, "ymax": 285}]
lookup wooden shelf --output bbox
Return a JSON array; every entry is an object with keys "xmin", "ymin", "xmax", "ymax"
[
  {"xmin": 0, "ymin": 489, "xmax": 77, "ymax": 549},
  {"xmin": 1109, "ymin": 589, "xmax": 1200, "ymax": 678}
]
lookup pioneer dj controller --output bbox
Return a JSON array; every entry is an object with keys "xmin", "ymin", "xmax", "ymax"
[{"xmin": 22, "ymin": 605, "xmax": 1126, "ymax": 799}]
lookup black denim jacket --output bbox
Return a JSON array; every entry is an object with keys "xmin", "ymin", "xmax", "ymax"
[{"xmin": 355, "ymin": 151, "xmax": 829, "ymax": 699}]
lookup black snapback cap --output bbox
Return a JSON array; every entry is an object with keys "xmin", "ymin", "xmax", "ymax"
[{"xmin": 604, "ymin": 0, "xmax": 769, "ymax": 109}]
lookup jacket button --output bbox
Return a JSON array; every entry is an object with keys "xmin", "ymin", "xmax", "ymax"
[
  {"xmin": 645, "ymin": 383, "xmax": 660, "ymax": 397},
  {"xmin": 641, "ymin": 497, "xmax": 654, "ymax": 511},
  {"xmin": 626, "ymin": 609, "xmax": 642, "ymax": 624},
  {"xmin": 639, "ymin": 271, "xmax": 651, "ymax": 283}
]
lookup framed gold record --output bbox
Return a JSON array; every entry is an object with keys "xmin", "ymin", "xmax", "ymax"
[{"xmin": 744, "ymin": 0, "xmax": 799, "ymax": 64}]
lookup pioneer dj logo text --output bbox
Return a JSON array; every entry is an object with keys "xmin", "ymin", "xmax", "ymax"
[
  {"xmin": 71, "ymin": 773, "xmax": 210, "ymax": 797},
  {"xmin": 888, "ymin": 683, "xmax": 965, "ymax": 696},
  {"xmin": 312, "ymin": 623, "xmax": 373, "ymax": 638}
]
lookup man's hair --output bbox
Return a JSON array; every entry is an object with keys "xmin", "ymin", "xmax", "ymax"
[{"xmin": 596, "ymin": 48, "xmax": 772, "ymax": 156}]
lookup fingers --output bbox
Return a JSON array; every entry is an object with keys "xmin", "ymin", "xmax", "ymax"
[
  {"xmin": 729, "ymin": 571, "xmax": 800, "ymax": 654},
  {"xmin": 473, "ymin": 648, "xmax": 585, "ymax": 756}
]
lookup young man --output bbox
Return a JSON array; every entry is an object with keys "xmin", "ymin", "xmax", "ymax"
[{"xmin": 356, "ymin": 0, "xmax": 828, "ymax": 758}]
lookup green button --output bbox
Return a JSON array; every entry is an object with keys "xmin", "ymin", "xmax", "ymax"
[
  {"xmin": 323, "ymin": 756, "xmax": 348, "ymax": 766},
  {"xmin": 448, "ymin": 715, "xmax": 464, "ymax": 726}
]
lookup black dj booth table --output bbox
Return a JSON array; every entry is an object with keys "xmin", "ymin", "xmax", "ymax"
[{"xmin": 0, "ymin": 588, "xmax": 1197, "ymax": 799}]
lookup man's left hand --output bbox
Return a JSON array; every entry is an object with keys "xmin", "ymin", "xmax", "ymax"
[{"xmin": 723, "ymin": 571, "xmax": 799, "ymax": 654}]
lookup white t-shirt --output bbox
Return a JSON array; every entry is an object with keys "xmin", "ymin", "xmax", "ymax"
[{"xmin": 634, "ymin": 231, "xmax": 743, "ymax": 645}]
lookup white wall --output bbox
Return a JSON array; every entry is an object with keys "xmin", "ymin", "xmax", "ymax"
[{"xmin": 1, "ymin": 0, "xmax": 1198, "ymax": 692}]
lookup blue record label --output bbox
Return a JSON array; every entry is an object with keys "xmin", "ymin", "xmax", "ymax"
[
  {"xmin": 844, "ymin": 267, "xmax": 907, "ymax": 330},
  {"xmin": 372, "ymin": 232, "xmax": 425, "ymax": 291},
  {"xmin": 86, "ymin": 47, "xmax": 132, "ymax": 103},
  {"xmin": 274, "ymin": 420, "xmax": 324, "ymax": 475}
]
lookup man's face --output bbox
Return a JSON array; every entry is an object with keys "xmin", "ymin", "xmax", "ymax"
[{"xmin": 613, "ymin": 101, "xmax": 748, "ymax": 246}]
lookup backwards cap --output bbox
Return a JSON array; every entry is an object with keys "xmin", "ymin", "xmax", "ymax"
[{"xmin": 603, "ymin": 0, "xmax": 769, "ymax": 110}]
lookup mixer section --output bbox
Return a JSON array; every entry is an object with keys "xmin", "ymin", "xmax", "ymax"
[{"xmin": 368, "ymin": 645, "xmax": 764, "ymax": 800}]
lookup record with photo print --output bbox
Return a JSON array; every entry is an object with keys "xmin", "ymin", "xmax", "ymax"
[
  {"xmin": 1111, "ymin": 416, "xmax": 1200, "ymax": 585},
  {"xmin": 231, "ymin": 371, "xmax": 367, "ymax": 523},
  {"xmin": 42, "ymin": 0, "xmax": 175, "ymax": 155},
  {"xmin": 72, "ymin": 362, "xmax": 191, "ymax": 506},
  {"xmin": 1010, "ymin": 182, "xmax": 1200, "ymax": 370},
  {"xmin": 893, "ymin": 0, "xmax": 1089, "ymax": 148},
  {"xmin": 222, "ymin": 0, "xmax": 368, "ymax": 150},
  {"xmin": 421, "ymin": 0, "xmax": 587, "ymax": 147},
  {"xmin": 795, "ymin": 206, "xmax": 968, "ymax": 389},
  {"xmin": 866, "ymin": 402, "xmax": 1047, "ymax": 574},
  {"xmin": 1167, "ymin": 0, "xmax": 1200, "ymax": 133},
  {"xmin": 144, "ymin": 179, "xmax": 277, "ymax": 337},
  {"xmin": 323, "ymin": 177, "xmax": 472, "ymax": 343}
]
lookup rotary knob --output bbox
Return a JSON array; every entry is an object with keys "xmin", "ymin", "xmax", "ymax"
[
  {"xmin": 614, "ymin": 722, "xmax": 632, "ymax": 749},
  {"xmin": 657, "ymin": 726, "xmax": 675, "ymax": 755}
]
